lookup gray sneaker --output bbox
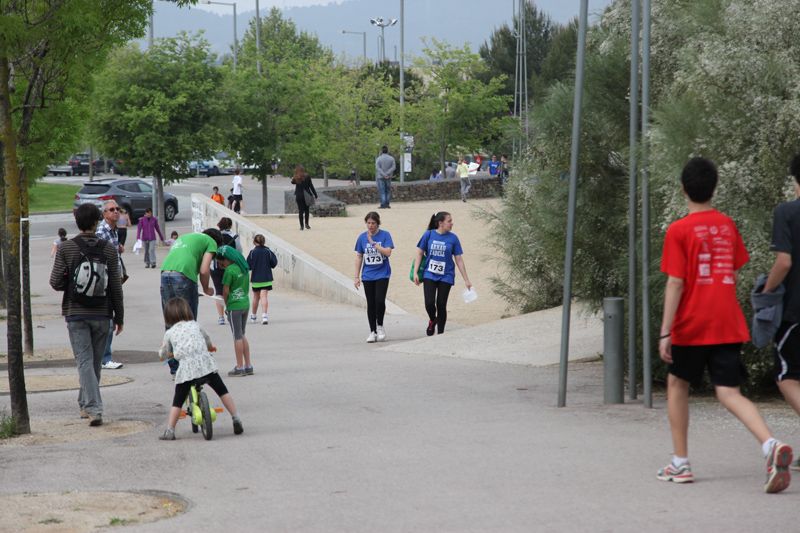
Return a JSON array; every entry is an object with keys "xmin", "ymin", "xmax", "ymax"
[
  {"xmin": 159, "ymin": 428, "xmax": 176, "ymax": 441},
  {"xmin": 228, "ymin": 367, "xmax": 246, "ymax": 377},
  {"xmin": 233, "ymin": 418, "xmax": 244, "ymax": 435},
  {"xmin": 244, "ymin": 366, "xmax": 254, "ymax": 376}
]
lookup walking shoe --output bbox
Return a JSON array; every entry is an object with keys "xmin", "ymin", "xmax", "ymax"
[
  {"xmin": 262, "ymin": 314, "xmax": 269, "ymax": 325},
  {"xmin": 765, "ymin": 441, "xmax": 793, "ymax": 493},
  {"xmin": 228, "ymin": 367, "xmax": 246, "ymax": 377},
  {"xmin": 144, "ymin": 264, "xmax": 150, "ymax": 269},
  {"xmin": 656, "ymin": 462, "xmax": 693, "ymax": 483},
  {"xmin": 366, "ymin": 331, "xmax": 377, "ymax": 343},
  {"xmin": 150, "ymin": 264, "xmax": 157, "ymax": 269},
  {"xmin": 232, "ymin": 418, "xmax": 244, "ymax": 435},
  {"xmin": 218, "ymin": 316, "xmax": 226, "ymax": 326},
  {"xmin": 80, "ymin": 409, "xmax": 89, "ymax": 419},
  {"xmin": 101, "ymin": 361, "xmax": 123, "ymax": 370},
  {"xmin": 376, "ymin": 325, "xmax": 386, "ymax": 342},
  {"xmin": 249, "ymin": 314, "xmax": 257, "ymax": 323},
  {"xmin": 89, "ymin": 415, "xmax": 103, "ymax": 427},
  {"xmin": 426, "ymin": 320, "xmax": 436, "ymax": 336},
  {"xmin": 159, "ymin": 428, "xmax": 176, "ymax": 441},
  {"xmin": 244, "ymin": 366, "xmax": 254, "ymax": 376},
  {"xmin": 305, "ymin": 224, "xmax": 311, "ymax": 229}
]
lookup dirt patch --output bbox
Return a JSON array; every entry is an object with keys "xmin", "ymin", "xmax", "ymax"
[
  {"xmin": 0, "ymin": 373, "xmax": 132, "ymax": 394},
  {"xmin": 0, "ymin": 418, "xmax": 151, "ymax": 447},
  {"xmin": 0, "ymin": 347, "xmax": 74, "ymax": 364},
  {"xmin": 0, "ymin": 491, "xmax": 187, "ymax": 532}
]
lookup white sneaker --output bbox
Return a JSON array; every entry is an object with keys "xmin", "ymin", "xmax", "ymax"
[
  {"xmin": 366, "ymin": 332, "xmax": 377, "ymax": 343},
  {"xmin": 217, "ymin": 316, "xmax": 225, "ymax": 325},
  {"xmin": 102, "ymin": 361, "xmax": 123, "ymax": 370},
  {"xmin": 262, "ymin": 314, "xmax": 269, "ymax": 325},
  {"xmin": 376, "ymin": 325, "xmax": 386, "ymax": 342},
  {"xmin": 249, "ymin": 314, "xmax": 257, "ymax": 323}
]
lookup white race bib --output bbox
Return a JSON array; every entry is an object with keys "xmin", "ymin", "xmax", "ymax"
[
  {"xmin": 364, "ymin": 247, "xmax": 383, "ymax": 266},
  {"xmin": 427, "ymin": 259, "xmax": 446, "ymax": 275}
]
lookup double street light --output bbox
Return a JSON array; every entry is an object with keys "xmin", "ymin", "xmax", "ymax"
[
  {"xmin": 341, "ymin": 30, "xmax": 367, "ymax": 65},
  {"xmin": 369, "ymin": 16, "xmax": 397, "ymax": 63},
  {"xmin": 204, "ymin": 0, "xmax": 238, "ymax": 72}
]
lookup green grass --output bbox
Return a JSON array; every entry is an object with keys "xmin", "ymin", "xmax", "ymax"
[
  {"xmin": 28, "ymin": 183, "xmax": 80, "ymax": 213},
  {"xmin": 0, "ymin": 409, "xmax": 17, "ymax": 439},
  {"xmin": 109, "ymin": 517, "xmax": 136, "ymax": 526}
]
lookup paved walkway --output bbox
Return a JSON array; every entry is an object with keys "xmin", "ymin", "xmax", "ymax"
[{"xmin": 0, "ymin": 221, "xmax": 798, "ymax": 531}]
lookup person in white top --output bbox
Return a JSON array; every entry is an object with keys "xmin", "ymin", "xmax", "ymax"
[{"xmin": 231, "ymin": 168, "xmax": 244, "ymax": 214}]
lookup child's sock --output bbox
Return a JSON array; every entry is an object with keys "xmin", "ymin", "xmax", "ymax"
[
  {"xmin": 672, "ymin": 455, "xmax": 689, "ymax": 467},
  {"xmin": 762, "ymin": 437, "xmax": 778, "ymax": 457}
]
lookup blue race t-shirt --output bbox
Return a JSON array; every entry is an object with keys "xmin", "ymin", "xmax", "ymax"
[
  {"xmin": 355, "ymin": 229, "xmax": 394, "ymax": 281},
  {"xmin": 416, "ymin": 230, "xmax": 463, "ymax": 285},
  {"xmin": 488, "ymin": 161, "xmax": 501, "ymax": 175}
]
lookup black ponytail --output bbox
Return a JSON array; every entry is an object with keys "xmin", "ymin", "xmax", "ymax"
[{"xmin": 427, "ymin": 211, "xmax": 449, "ymax": 231}]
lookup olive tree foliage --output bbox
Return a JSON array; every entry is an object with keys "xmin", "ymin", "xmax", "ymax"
[
  {"xmin": 407, "ymin": 40, "xmax": 511, "ymax": 178},
  {"xmin": 487, "ymin": 0, "xmax": 800, "ymax": 389},
  {"xmin": 0, "ymin": 0, "xmax": 169, "ymax": 434},
  {"xmin": 92, "ymin": 32, "xmax": 223, "ymax": 227}
]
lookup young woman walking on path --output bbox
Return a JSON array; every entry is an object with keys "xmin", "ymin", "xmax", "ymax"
[
  {"xmin": 413, "ymin": 212, "xmax": 472, "ymax": 336},
  {"xmin": 291, "ymin": 165, "xmax": 317, "ymax": 230},
  {"xmin": 247, "ymin": 234, "xmax": 278, "ymax": 325},
  {"xmin": 354, "ymin": 212, "xmax": 394, "ymax": 343}
]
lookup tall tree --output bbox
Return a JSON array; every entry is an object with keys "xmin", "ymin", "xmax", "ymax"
[
  {"xmin": 92, "ymin": 33, "xmax": 223, "ymax": 229},
  {"xmin": 0, "ymin": 0, "xmax": 164, "ymax": 434}
]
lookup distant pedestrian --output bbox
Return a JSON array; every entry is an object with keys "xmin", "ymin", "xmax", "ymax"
[
  {"xmin": 117, "ymin": 208, "xmax": 129, "ymax": 246},
  {"xmin": 157, "ymin": 297, "xmax": 243, "ymax": 440},
  {"xmin": 457, "ymin": 157, "xmax": 471, "ymax": 202},
  {"xmin": 413, "ymin": 211, "xmax": 472, "ymax": 336},
  {"xmin": 488, "ymin": 155, "xmax": 500, "ymax": 176},
  {"xmin": 247, "ymin": 234, "xmax": 278, "ymax": 325},
  {"xmin": 354, "ymin": 211, "xmax": 394, "ymax": 343},
  {"xmin": 215, "ymin": 245, "xmax": 252, "ymax": 377},
  {"xmin": 444, "ymin": 162, "xmax": 456, "ymax": 180},
  {"xmin": 375, "ymin": 145, "xmax": 396, "ymax": 209},
  {"xmin": 212, "ymin": 217, "xmax": 242, "ymax": 325},
  {"xmin": 49, "ymin": 203, "xmax": 124, "ymax": 427},
  {"xmin": 211, "ymin": 186, "xmax": 225, "ymax": 205},
  {"xmin": 231, "ymin": 168, "xmax": 244, "ymax": 213},
  {"xmin": 500, "ymin": 154, "xmax": 510, "ymax": 186},
  {"xmin": 136, "ymin": 207, "xmax": 166, "ymax": 269},
  {"xmin": 291, "ymin": 164, "xmax": 317, "ymax": 231},
  {"xmin": 165, "ymin": 231, "xmax": 179, "ymax": 246},
  {"xmin": 51, "ymin": 227, "xmax": 67, "ymax": 258},
  {"xmin": 429, "ymin": 169, "xmax": 442, "ymax": 182},
  {"xmin": 657, "ymin": 157, "xmax": 792, "ymax": 492}
]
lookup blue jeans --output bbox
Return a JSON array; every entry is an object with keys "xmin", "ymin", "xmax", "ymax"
[
  {"xmin": 160, "ymin": 272, "xmax": 199, "ymax": 373},
  {"xmin": 67, "ymin": 319, "xmax": 110, "ymax": 417},
  {"xmin": 377, "ymin": 178, "xmax": 392, "ymax": 207}
]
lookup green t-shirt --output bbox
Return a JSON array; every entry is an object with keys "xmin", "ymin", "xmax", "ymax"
[
  {"xmin": 222, "ymin": 263, "xmax": 250, "ymax": 310},
  {"xmin": 161, "ymin": 233, "xmax": 218, "ymax": 283}
]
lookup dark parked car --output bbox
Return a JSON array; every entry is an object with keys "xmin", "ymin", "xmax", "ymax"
[
  {"xmin": 73, "ymin": 178, "xmax": 179, "ymax": 223},
  {"xmin": 68, "ymin": 153, "xmax": 107, "ymax": 176}
]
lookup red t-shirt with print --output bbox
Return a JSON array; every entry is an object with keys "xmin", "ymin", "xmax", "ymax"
[{"xmin": 660, "ymin": 209, "xmax": 750, "ymax": 345}]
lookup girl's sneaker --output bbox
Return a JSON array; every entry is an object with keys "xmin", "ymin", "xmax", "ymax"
[
  {"xmin": 366, "ymin": 332, "xmax": 377, "ymax": 343},
  {"xmin": 765, "ymin": 441, "xmax": 793, "ymax": 494},
  {"xmin": 262, "ymin": 314, "xmax": 269, "ymax": 325},
  {"xmin": 159, "ymin": 428, "xmax": 176, "ymax": 441},
  {"xmin": 656, "ymin": 462, "xmax": 693, "ymax": 483},
  {"xmin": 233, "ymin": 417, "xmax": 244, "ymax": 435},
  {"xmin": 249, "ymin": 314, "xmax": 257, "ymax": 323},
  {"xmin": 244, "ymin": 366, "xmax": 254, "ymax": 376},
  {"xmin": 376, "ymin": 325, "xmax": 386, "ymax": 342},
  {"xmin": 217, "ymin": 316, "xmax": 225, "ymax": 326},
  {"xmin": 228, "ymin": 367, "xmax": 246, "ymax": 377}
]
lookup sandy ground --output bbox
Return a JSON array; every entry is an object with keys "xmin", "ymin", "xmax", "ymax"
[
  {"xmin": 0, "ymin": 491, "xmax": 185, "ymax": 531},
  {"xmin": 0, "ymin": 347, "xmax": 75, "ymax": 364},
  {"xmin": 251, "ymin": 198, "xmax": 511, "ymax": 327},
  {"xmin": 0, "ymin": 417, "xmax": 151, "ymax": 448}
]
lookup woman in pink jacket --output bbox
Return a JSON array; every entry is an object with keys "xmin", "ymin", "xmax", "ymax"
[{"xmin": 136, "ymin": 207, "xmax": 166, "ymax": 268}]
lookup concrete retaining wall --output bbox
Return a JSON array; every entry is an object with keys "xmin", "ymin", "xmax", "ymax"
[{"xmin": 191, "ymin": 194, "xmax": 405, "ymax": 314}]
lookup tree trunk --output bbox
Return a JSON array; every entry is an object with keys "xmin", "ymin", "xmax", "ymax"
[
  {"xmin": 156, "ymin": 176, "xmax": 166, "ymax": 234},
  {"xmin": 261, "ymin": 176, "xmax": 268, "ymax": 214},
  {"xmin": 20, "ymin": 168, "xmax": 33, "ymax": 355},
  {"xmin": 0, "ymin": 57, "xmax": 30, "ymax": 433},
  {"xmin": 0, "ymin": 144, "xmax": 6, "ymax": 310}
]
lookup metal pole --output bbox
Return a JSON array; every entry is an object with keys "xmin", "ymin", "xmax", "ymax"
[
  {"xmin": 362, "ymin": 32, "xmax": 367, "ymax": 64},
  {"xmin": 641, "ymin": 0, "xmax": 653, "ymax": 408},
  {"xmin": 232, "ymin": 3, "xmax": 238, "ymax": 72},
  {"xmin": 522, "ymin": 0, "xmax": 529, "ymax": 139},
  {"xmin": 399, "ymin": 0, "xmax": 405, "ymax": 183},
  {"xmin": 557, "ymin": 0, "xmax": 588, "ymax": 408},
  {"xmin": 255, "ymin": 0, "xmax": 262, "ymax": 75},
  {"xmin": 628, "ymin": 0, "xmax": 640, "ymax": 400},
  {"xmin": 381, "ymin": 27, "xmax": 385, "ymax": 62},
  {"xmin": 603, "ymin": 297, "xmax": 625, "ymax": 404},
  {"xmin": 148, "ymin": 10, "xmax": 154, "ymax": 48}
]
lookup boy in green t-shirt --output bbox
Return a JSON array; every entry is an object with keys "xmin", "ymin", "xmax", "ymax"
[{"xmin": 216, "ymin": 245, "xmax": 252, "ymax": 377}]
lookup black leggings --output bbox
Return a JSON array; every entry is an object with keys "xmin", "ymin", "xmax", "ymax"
[
  {"xmin": 296, "ymin": 197, "xmax": 309, "ymax": 228},
  {"xmin": 172, "ymin": 372, "xmax": 229, "ymax": 408},
  {"xmin": 363, "ymin": 278, "xmax": 389, "ymax": 332},
  {"xmin": 423, "ymin": 279, "xmax": 452, "ymax": 334}
]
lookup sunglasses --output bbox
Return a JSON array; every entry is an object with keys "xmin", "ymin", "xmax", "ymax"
[{"xmin": 104, "ymin": 207, "xmax": 120, "ymax": 212}]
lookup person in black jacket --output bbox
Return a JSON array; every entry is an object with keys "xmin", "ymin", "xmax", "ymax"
[
  {"xmin": 291, "ymin": 164, "xmax": 317, "ymax": 230},
  {"xmin": 247, "ymin": 234, "xmax": 278, "ymax": 324}
]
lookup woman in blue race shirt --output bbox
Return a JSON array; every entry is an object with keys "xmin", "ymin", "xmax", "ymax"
[
  {"xmin": 413, "ymin": 211, "xmax": 472, "ymax": 336},
  {"xmin": 354, "ymin": 211, "xmax": 395, "ymax": 343}
]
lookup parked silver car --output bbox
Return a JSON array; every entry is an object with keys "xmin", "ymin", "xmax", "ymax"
[{"xmin": 73, "ymin": 178, "xmax": 178, "ymax": 223}]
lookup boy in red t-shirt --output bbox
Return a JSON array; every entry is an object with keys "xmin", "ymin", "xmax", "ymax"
[{"xmin": 658, "ymin": 157, "xmax": 792, "ymax": 493}]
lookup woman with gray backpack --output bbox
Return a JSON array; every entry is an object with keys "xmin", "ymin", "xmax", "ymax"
[{"xmin": 247, "ymin": 234, "xmax": 278, "ymax": 325}]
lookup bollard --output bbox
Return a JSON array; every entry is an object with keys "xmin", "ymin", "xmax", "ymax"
[{"xmin": 603, "ymin": 297, "xmax": 624, "ymax": 404}]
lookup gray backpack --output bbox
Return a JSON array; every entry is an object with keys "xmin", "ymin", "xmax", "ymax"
[{"xmin": 70, "ymin": 237, "xmax": 109, "ymax": 307}]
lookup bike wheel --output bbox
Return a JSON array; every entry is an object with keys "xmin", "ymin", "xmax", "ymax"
[{"xmin": 199, "ymin": 391, "xmax": 213, "ymax": 440}]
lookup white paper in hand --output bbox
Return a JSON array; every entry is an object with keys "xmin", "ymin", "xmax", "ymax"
[
  {"xmin": 462, "ymin": 287, "xmax": 478, "ymax": 303},
  {"xmin": 132, "ymin": 239, "xmax": 143, "ymax": 255}
]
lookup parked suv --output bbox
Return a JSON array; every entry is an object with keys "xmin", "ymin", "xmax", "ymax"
[
  {"xmin": 73, "ymin": 178, "xmax": 179, "ymax": 223},
  {"xmin": 68, "ymin": 153, "xmax": 107, "ymax": 176}
]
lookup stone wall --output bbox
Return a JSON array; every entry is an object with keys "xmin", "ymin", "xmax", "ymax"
[{"xmin": 284, "ymin": 175, "xmax": 502, "ymax": 216}]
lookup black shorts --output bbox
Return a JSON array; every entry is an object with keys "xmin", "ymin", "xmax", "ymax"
[
  {"xmin": 251, "ymin": 285, "xmax": 272, "ymax": 293},
  {"xmin": 172, "ymin": 372, "xmax": 229, "ymax": 408},
  {"xmin": 774, "ymin": 322, "xmax": 800, "ymax": 381},
  {"xmin": 233, "ymin": 194, "xmax": 243, "ymax": 202},
  {"xmin": 669, "ymin": 343, "xmax": 745, "ymax": 387}
]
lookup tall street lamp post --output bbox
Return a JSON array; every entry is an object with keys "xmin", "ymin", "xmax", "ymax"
[
  {"xmin": 369, "ymin": 16, "xmax": 397, "ymax": 63},
  {"xmin": 204, "ymin": 0, "xmax": 238, "ymax": 71},
  {"xmin": 341, "ymin": 30, "xmax": 367, "ymax": 65}
]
